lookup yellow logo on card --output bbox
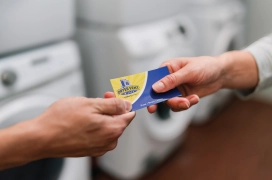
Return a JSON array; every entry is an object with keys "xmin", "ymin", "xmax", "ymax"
[
  {"xmin": 110, "ymin": 72, "xmax": 147, "ymax": 103},
  {"xmin": 117, "ymin": 82, "xmax": 140, "ymax": 95}
]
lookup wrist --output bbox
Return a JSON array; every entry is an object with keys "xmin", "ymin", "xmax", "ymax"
[
  {"xmin": 13, "ymin": 119, "xmax": 46, "ymax": 160},
  {"xmin": 217, "ymin": 51, "xmax": 235, "ymax": 89},
  {"xmin": 0, "ymin": 119, "xmax": 46, "ymax": 169},
  {"xmin": 218, "ymin": 50, "xmax": 258, "ymax": 90},
  {"xmin": 30, "ymin": 116, "xmax": 55, "ymax": 159}
]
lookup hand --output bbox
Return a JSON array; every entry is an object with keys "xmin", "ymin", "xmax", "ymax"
[
  {"xmin": 34, "ymin": 96, "xmax": 136, "ymax": 157},
  {"xmin": 148, "ymin": 56, "xmax": 224, "ymax": 113},
  {"xmin": 148, "ymin": 51, "xmax": 258, "ymax": 113},
  {"xmin": 0, "ymin": 96, "xmax": 136, "ymax": 170},
  {"xmin": 156, "ymin": 56, "xmax": 225, "ymax": 95}
]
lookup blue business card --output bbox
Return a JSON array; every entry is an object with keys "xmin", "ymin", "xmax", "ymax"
[{"xmin": 110, "ymin": 66, "xmax": 182, "ymax": 111}]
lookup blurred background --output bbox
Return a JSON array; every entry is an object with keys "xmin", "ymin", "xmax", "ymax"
[{"xmin": 0, "ymin": 0, "xmax": 272, "ymax": 180}]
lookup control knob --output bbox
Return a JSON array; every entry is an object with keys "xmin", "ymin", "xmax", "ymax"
[{"xmin": 1, "ymin": 70, "xmax": 17, "ymax": 86}]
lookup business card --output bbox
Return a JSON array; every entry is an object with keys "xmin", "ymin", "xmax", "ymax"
[{"xmin": 110, "ymin": 66, "xmax": 182, "ymax": 111}]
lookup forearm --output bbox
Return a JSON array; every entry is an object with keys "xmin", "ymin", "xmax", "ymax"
[
  {"xmin": 219, "ymin": 50, "xmax": 259, "ymax": 90},
  {"xmin": 0, "ymin": 119, "xmax": 45, "ymax": 170}
]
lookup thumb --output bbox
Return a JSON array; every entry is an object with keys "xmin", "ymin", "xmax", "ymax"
[
  {"xmin": 93, "ymin": 98, "xmax": 132, "ymax": 115},
  {"xmin": 152, "ymin": 69, "xmax": 188, "ymax": 93}
]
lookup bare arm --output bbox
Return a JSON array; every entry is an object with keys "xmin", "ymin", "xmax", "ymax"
[
  {"xmin": 0, "ymin": 97, "xmax": 135, "ymax": 170},
  {"xmin": 219, "ymin": 50, "xmax": 258, "ymax": 90},
  {"xmin": 0, "ymin": 120, "xmax": 44, "ymax": 170}
]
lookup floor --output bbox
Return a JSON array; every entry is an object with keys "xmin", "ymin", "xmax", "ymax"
[{"xmin": 93, "ymin": 97, "xmax": 272, "ymax": 180}]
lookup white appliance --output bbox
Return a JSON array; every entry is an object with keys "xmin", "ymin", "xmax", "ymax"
[
  {"xmin": 181, "ymin": 0, "xmax": 246, "ymax": 124},
  {"xmin": 75, "ymin": 1, "xmax": 198, "ymax": 178},
  {"xmin": 0, "ymin": 0, "xmax": 74, "ymax": 55},
  {"xmin": 76, "ymin": 0, "xmax": 184, "ymax": 26},
  {"xmin": 182, "ymin": 0, "xmax": 246, "ymax": 56},
  {"xmin": 183, "ymin": 0, "xmax": 232, "ymax": 5},
  {"xmin": 0, "ymin": 41, "xmax": 90, "ymax": 180}
]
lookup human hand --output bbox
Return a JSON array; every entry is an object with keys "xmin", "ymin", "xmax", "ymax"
[
  {"xmin": 148, "ymin": 56, "xmax": 224, "ymax": 113},
  {"xmin": 34, "ymin": 96, "xmax": 136, "ymax": 158},
  {"xmin": 147, "ymin": 51, "xmax": 258, "ymax": 113}
]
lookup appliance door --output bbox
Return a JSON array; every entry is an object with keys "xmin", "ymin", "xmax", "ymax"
[
  {"xmin": 119, "ymin": 20, "xmax": 198, "ymax": 142},
  {"xmin": 142, "ymin": 47, "xmax": 198, "ymax": 142},
  {"xmin": 211, "ymin": 23, "xmax": 242, "ymax": 55},
  {"xmin": 192, "ymin": 23, "xmax": 239, "ymax": 124},
  {"xmin": 77, "ymin": 0, "xmax": 184, "ymax": 26},
  {"xmin": 0, "ymin": 95, "xmax": 64, "ymax": 180}
]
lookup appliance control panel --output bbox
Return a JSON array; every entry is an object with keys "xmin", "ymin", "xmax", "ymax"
[
  {"xmin": 0, "ymin": 41, "xmax": 80, "ymax": 99},
  {"xmin": 118, "ymin": 16, "xmax": 196, "ymax": 58}
]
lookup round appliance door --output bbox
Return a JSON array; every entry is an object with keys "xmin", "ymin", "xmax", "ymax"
[
  {"xmin": 192, "ymin": 23, "xmax": 240, "ymax": 124},
  {"xmin": 0, "ymin": 95, "xmax": 64, "ymax": 180},
  {"xmin": 0, "ymin": 95, "xmax": 57, "ymax": 128},
  {"xmin": 211, "ymin": 23, "xmax": 242, "ymax": 56},
  {"xmin": 144, "ymin": 102, "xmax": 198, "ymax": 142},
  {"xmin": 142, "ymin": 45, "xmax": 197, "ymax": 142}
]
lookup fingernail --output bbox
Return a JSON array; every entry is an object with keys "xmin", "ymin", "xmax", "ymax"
[
  {"xmin": 188, "ymin": 96, "xmax": 200, "ymax": 104},
  {"xmin": 152, "ymin": 82, "xmax": 165, "ymax": 92},
  {"xmin": 178, "ymin": 102, "xmax": 190, "ymax": 109},
  {"xmin": 124, "ymin": 100, "xmax": 132, "ymax": 112}
]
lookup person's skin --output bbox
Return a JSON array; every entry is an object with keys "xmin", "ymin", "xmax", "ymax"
[
  {"xmin": 0, "ymin": 97, "xmax": 135, "ymax": 170},
  {"xmin": 147, "ymin": 50, "xmax": 258, "ymax": 113}
]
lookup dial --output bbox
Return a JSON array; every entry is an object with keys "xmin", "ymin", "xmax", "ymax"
[{"xmin": 1, "ymin": 70, "xmax": 17, "ymax": 86}]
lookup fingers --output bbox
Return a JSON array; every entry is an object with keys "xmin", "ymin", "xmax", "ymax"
[
  {"xmin": 104, "ymin": 91, "xmax": 115, "ymax": 98},
  {"xmin": 166, "ymin": 97, "xmax": 190, "ymax": 110},
  {"xmin": 152, "ymin": 58, "xmax": 191, "ymax": 93},
  {"xmin": 152, "ymin": 69, "xmax": 189, "ymax": 93},
  {"xmin": 93, "ymin": 98, "xmax": 132, "ymax": 115},
  {"xmin": 113, "ymin": 111, "xmax": 136, "ymax": 127},
  {"xmin": 165, "ymin": 94, "xmax": 199, "ymax": 112},
  {"xmin": 92, "ymin": 111, "xmax": 135, "ymax": 156},
  {"xmin": 106, "ymin": 141, "xmax": 118, "ymax": 151},
  {"xmin": 147, "ymin": 94, "xmax": 199, "ymax": 113},
  {"xmin": 123, "ymin": 112, "xmax": 136, "ymax": 125},
  {"xmin": 187, "ymin": 94, "xmax": 200, "ymax": 106},
  {"xmin": 160, "ymin": 59, "xmax": 188, "ymax": 71},
  {"xmin": 147, "ymin": 104, "xmax": 157, "ymax": 114}
]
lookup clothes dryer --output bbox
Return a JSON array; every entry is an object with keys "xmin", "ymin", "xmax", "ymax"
[
  {"xmin": 76, "ymin": 14, "xmax": 198, "ymax": 179},
  {"xmin": 0, "ymin": 0, "xmax": 74, "ymax": 56},
  {"xmin": 182, "ymin": 0, "xmax": 246, "ymax": 56},
  {"xmin": 184, "ymin": 0, "xmax": 232, "ymax": 5},
  {"xmin": 0, "ymin": 41, "xmax": 91, "ymax": 180},
  {"xmin": 181, "ymin": 0, "xmax": 246, "ymax": 124},
  {"xmin": 76, "ymin": 0, "xmax": 185, "ymax": 26}
]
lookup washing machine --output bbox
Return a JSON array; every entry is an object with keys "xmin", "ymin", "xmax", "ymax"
[
  {"xmin": 180, "ymin": 0, "xmax": 246, "ymax": 124},
  {"xmin": 0, "ymin": 0, "xmax": 74, "ymax": 56},
  {"xmin": 75, "ymin": 1, "xmax": 199, "ymax": 178},
  {"xmin": 76, "ymin": 0, "xmax": 185, "ymax": 26},
  {"xmin": 0, "ymin": 41, "xmax": 91, "ymax": 180},
  {"xmin": 182, "ymin": 0, "xmax": 246, "ymax": 56}
]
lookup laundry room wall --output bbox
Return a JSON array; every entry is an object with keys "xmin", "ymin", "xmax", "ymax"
[{"xmin": 243, "ymin": 0, "xmax": 272, "ymax": 104}]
